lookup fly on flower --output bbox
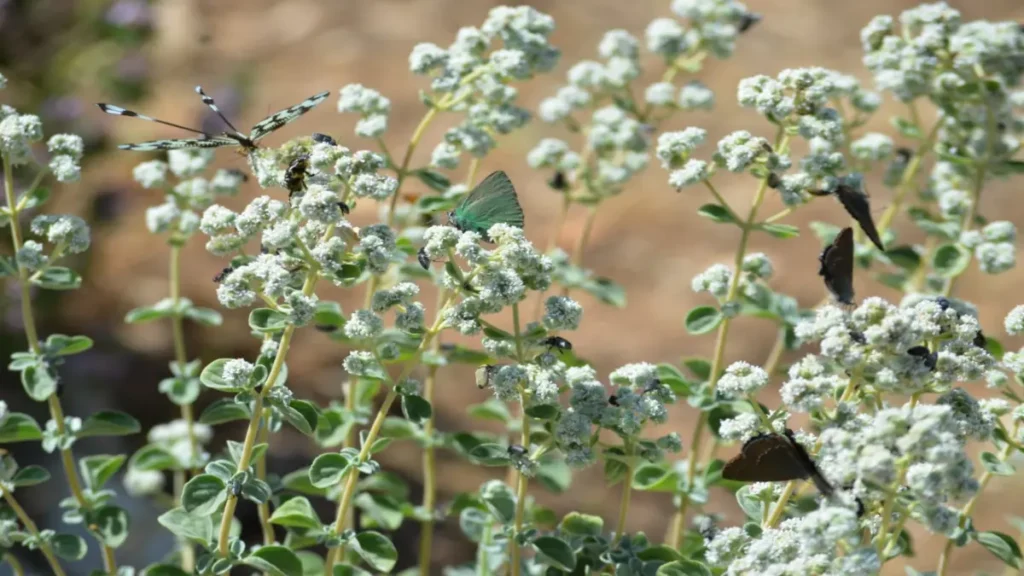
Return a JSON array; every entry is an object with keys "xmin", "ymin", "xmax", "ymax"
[
  {"xmin": 722, "ymin": 429, "xmax": 835, "ymax": 498},
  {"xmin": 285, "ymin": 154, "xmax": 311, "ymax": 199},
  {"xmin": 311, "ymin": 132, "xmax": 337, "ymax": 146},
  {"xmin": 449, "ymin": 170, "xmax": 525, "ymax": 242},
  {"xmin": 475, "ymin": 364, "xmax": 498, "ymax": 389},
  {"xmin": 541, "ymin": 336, "xmax": 572, "ymax": 354},
  {"xmin": 819, "ymin": 227, "xmax": 855, "ymax": 306},
  {"xmin": 97, "ymin": 87, "xmax": 330, "ymax": 155}
]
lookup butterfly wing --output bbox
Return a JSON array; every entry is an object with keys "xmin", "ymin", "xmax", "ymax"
[
  {"xmin": 782, "ymin": 429, "xmax": 835, "ymax": 497},
  {"xmin": 250, "ymin": 91, "xmax": 331, "ymax": 142},
  {"xmin": 722, "ymin": 433, "xmax": 811, "ymax": 483},
  {"xmin": 117, "ymin": 137, "xmax": 239, "ymax": 151},
  {"xmin": 820, "ymin": 227, "xmax": 855, "ymax": 305},
  {"xmin": 453, "ymin": 171, "xmax": 525, "ymax": 238},
  {"xmin": 835, "ymin": 185, "xmax": 885, "ymax": 251}
]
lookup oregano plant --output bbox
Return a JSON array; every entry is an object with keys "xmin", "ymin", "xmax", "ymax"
[{"xmin": 2, "ymin": 2, "xmax": 1024, "ymax": 575}]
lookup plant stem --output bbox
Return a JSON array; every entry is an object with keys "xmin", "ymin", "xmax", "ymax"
[
  {"xmin": 763, "ymin": 481, "xmax": 799, "ymax": 528},
  {"xmin": 168, "ymin": 244, "xmax": 200, "ymax": 476},
  {"xmin": 874, "ymin": 118, "xmax": 941, "ymax": 236},
  {"xmin": 668, "ymin": 135, "xmax": 786, "ymax": 548},
  {"xmin": 614, "ymin": 441, "xmax": 635, "ymax": 544},
  {"xmin": 1, "ymin": 490, "xmax": 66, "ymax": 576},
  {"xmin": 256, "ymin": 407, "xmax": 274, "ymax": 546},
  {"xmin": 385, "ymin": 106, "xmax": 440, "ymax": 228},
  {"xmin": 3, "ymin": 154, "xmax": 117, "ymax": 573},
  {"xmin": 509, "ymin": 410, "xmax": 531, "ymax": 576},
  {"xmin": 417, "ymin": 288, "xmax": 448, "ymax": 576},
  {"xmin": 4, "ymin": 552, "xmax": 25, "ymax": 576},
  {"xmin": 936, "ymin": 423, "xmax": 1019, "ymax": 575}
]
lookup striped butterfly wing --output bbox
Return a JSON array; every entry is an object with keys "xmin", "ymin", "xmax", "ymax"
[
  {"xmin": 835, "ymin": 185, "xmax": 884, "ymax": 252},
  {"xmin": 249, "ymin": 91, "xmax": 331, "ymax": 142},
  {"xmin": 117, "ymin": 137, "xmax": 239, "ymax": 151},
  {"xmin": 453, "ymin": 170, "xmax": 525, "ymax": 238},
  {"xmin": 819, "ymin": 227, "xmax": 855, "ymax": 305},
  {"xmin": 722, "ymin": 433, "xmax": 811, "ymax": 483}
]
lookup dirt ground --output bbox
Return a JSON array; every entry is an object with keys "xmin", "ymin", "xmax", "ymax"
[{"xmin": 12, "ymin": 0, "xmax": 1024, "ymax": 573}]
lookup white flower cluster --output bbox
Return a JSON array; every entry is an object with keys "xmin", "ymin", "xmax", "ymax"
[
  {"xmin": 963, "ymin": 221, "xmax": 1017, "ymax": 275},
  {"xmin": 140, "ymin": 150, "xmax": 243, "ymax": 238},
  {"xmin": 147, "ymin": 418, "xmax": 214, "ymax": 470},
  {"xmin": 337, "ymin": 83, "xmax": 391, "ymax": 138}
]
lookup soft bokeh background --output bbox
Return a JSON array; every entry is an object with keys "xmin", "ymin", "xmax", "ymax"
[{"xmin": 2, "ymin": 0, "xmax": 1024, "ymax": 574}]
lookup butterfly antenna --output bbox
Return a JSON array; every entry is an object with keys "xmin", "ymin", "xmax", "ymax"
[
  {"xmin": 96, "ymin": 103, "xmax": 211, "ymax": 136},
  {"xmin": 194, "ymin": 86, "xmax": 245, "ymax": 137}
]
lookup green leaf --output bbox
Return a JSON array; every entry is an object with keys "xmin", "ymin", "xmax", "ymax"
[
  {"xmin": 284, "ymin": 400, "xmax": 321, "ymax": 435},
  {"xmin": 184, "ymin": 307, "xmax": 223, "ymax": 326},
  {"xmin": 696, "ymin": 203, "xmax": 736, "ymax": 224},
  {"xmin": 932, "ymin": 243, "xmax": 971, "ymax": 278},
  {"xmin": 332, "ymin": 565, "xmax": 373, "ymax": 576},
  {"xmin": 314, "ymin": 301, "xmax": 346, "ymax": 327},
  {"xmin": 682, "ymin": 357, "xmax": 712, "ymax": 381},
  {"xmin": 891, "ymin": 117, "xmax": 923, "ymax": 139},
  {"xmin": 19, "ymin": 186, "xmax": 50, "ymax": 210},
  {"xmin": 524, "ymin": 404, "xmax": 560, "ymax": 420},
  {"xmin": 0, "ymin": 413, "xmax": 42, "ymax": 442},
  {"xmin": 536, "ymin": 458, "xmax": 572, "ymax": 494},
  {"xmin": 92, "ymin": 505, "xmax": 130, "ymax": 548},
  {"xmin": 78, "ymin": 411, "xmax": 141, "ymax": 438},
  {"xmin": 32, "ymin": 267, "xmax": 82, "ymax": 290},
  {"xmin": 21, "ymin": 365, "xmax": 57, "ymax": 401},
  {"xmin": 758, "ymin": 223, "xmax": 800, "ymax": 239},
  {"xmin": 309, "ymin": 453, "xmax": 351, "ymax": 489},
  {"xmin": 401, "ymin": 394, "xmax": 432, "ymax": 424},
  {"xmin": 157, "ymin": 507, "xmax": 213, "ymax": 547},
  {"xmin": 637, "ymin": 545, "xmax": 683, "ymax": 562},
  {"xmin": 130, "ymin": 444, "xmax": 180, "ymax": 472},
  {"xmin": 124, "ymin": 304, "xmax": 174, "ymax": 324},
  {"xmin": 468, "ymin": 443, "xmax": 510, "ymax": 466},
  {"xmin": 353, "ymin": 531, "xmax": 398, "ymax": 572},
  {"xmin": 200, "ymin": 358, "xmax": 253, "ymax": 393},
  {"xmin": 884, "ymin": 245, "xmax": 921, "ymax": 271},
  {"xmin": 656, "ymin": 559, "xmax": 713, "ymax": 576},
  {"xmin": 632, "ymin": 462, "xmax": 677, "ymax": 492},
  {"xmin": 685, "ymin": 306, "xmax": 722, "ymax": 335},
  {"xmin": 415, "ymin": 169, "xmax": 452, "ymax": 193},
  {"xmin": 47, "ymin": 334, "xmax": 94, "ymax": 355},
  {"xmin": 250, "ymin": 308, "xmax": 290, "ymax": 333},
  {"xmin": 79, "ymin": 454, "xmax": 126, "ymax": 491},
  {"xmin": 532, "ymin": 535, "xmax": 577, "ymax": 571},
  {"xmin": 11, "ymin": 465, "xmax": 50, "ymax": 487},
  {"xmin": 480, "ymin": 481, "xmax": 516, "ymax": 524},
  {"xmin": 181, "ymin": 474, "xmax": 227, "ymax": 516},
  {"xmin": 50, "ymin": 533, "xmax": 88, "ymax": 560},
  {"xmin": 243, "ymin": 545, "xmax": 304, "ymax": 576},
  {"xmin": 270, "ymin": 496, "xmax": 322, "ymax": 530},
  {"xmin": 199, "ymin": 398, "xmax": 252, "ymax": 425},
  {"xmin": 981, "ymin": 452, "xmax": 1016, "ymax": 476},
  {"xmin": 141, "ymin": 565, "xmax": 192, "ymax": 576},
  {"xmin": 467, "ymin": 399, "xmax": 511, "ymax": 423},
  {"xmin": 977, "ymin": 530, "xmax": 1022, "ymax": 568},
  {"xmin": 559, "ymin": 511, "xmax": 604, "ymax": 536},
  {"xmin": 281, "ymin": 468, "xmax": 326, "ymax": 497}
]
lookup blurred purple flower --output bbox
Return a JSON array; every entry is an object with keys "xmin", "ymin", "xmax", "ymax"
[
  {"xmin": 116, "ymin": 53, "xmax": 149, "ymax": 82},
  {"xmin": 105, "ymin": 0, "xmax": 151, "ymax": 28},
  {"xmin": 41, "ymin": 96, "xmax": 85, "ymax": 123}
]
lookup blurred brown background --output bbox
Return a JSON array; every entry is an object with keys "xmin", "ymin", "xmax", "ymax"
[{"xmin": 3, "ymin": 0, "xmax": 1024, "ymax": 574}]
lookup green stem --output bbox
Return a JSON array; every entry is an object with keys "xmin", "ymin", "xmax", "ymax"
[
  {"xmin": 614, "ymin": 441, "xmax": 635, "ymax": 544},
  {"xmin": 509, "ymin": 410, "xmax": 531, "ymax": 576},
  {"xmin": 417, "ymin": 289, "xmax": 448, "ymax": 576},
  {"xmin": 874, "ymin": 118, "xmax": 941, "ymax": 236},
  {"xmin": 3, "ymin": 154, "xmax": 117, "ymax": 573},
  {"xmin": 668, "ymin": 134, "xmax": 787, "ymax": 549},
  {"xmin": 169, "ymin": 244, "xmax": 200, "ymax": 476},
  {"xmin": 1, "ymin": 490, "xmax": 66, "ymax": 576},
  {"xmin": 476, "ymin": 522, "xmax": 493, "ymax": 576},
  {"xmin": 256, "ymin": 408, "xmax": 274, "ymax": 546}
]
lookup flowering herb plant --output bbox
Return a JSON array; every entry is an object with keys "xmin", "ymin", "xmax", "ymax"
[{"xmin": 2, "ymin": 2, "xmax": 1024, "ymax": 575}]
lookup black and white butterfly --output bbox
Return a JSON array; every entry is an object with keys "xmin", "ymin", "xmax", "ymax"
[
  {"xmin": 819, "ymin": 227, "xmax": 855, "ymax": 305},
  {"xmin": 97, "ymin": 86, "xmax": 330, "ymax": 154}
]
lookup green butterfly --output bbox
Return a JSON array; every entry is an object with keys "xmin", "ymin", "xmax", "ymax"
[{"xmin": 448, "ymin": 170, "xmax": 525, "ymax": 242}]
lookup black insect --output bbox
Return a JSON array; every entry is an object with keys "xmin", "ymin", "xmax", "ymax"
[
  {"xmin": 737, "ymin": 12, "xmax": 762, "ymax": 33},
  {"xmin": 285, "ymin": 154, "xmax": 310, "ymax": 199},
  {"xmin": 766, "ymin": 172, "xmax": 782, "ymax": 189},
  {"xmin": 810, "ymin": 185, "xmax": 884, "ymax": 251},
  {"xmin": 819, "ymin": 227, "xmax": 855, "ymax": 305},
  {"xmin": 417, "ymin": 247, "xmax": 431, "ymax": 270},
  {"xmin": 541, "ymin": 336, "xmax": 573, "ymax": 354},
  {"xmin": 225, "ymin": 168, "xmax": 249, "ymax": 182},
  {"xmin": 608, "ymin": 395, "xmax": 619, "ymax": 406},
  {"xmin": 641, "ymin": 379, "xmax": 664, "ymax": 396},
  {"xmin": 98, "ymin": 87, "xmax": 329, "ymax": 154},
  {"xmin": 548, "ymin": 170, "xmax": 568, "ymax": 192},
  {"xmin": 935, "ymin": 297, "xmax": 951, "ymax": 311},
  {"xmin": 849, "ymin": 330, "xmax": 866, "ymax": 345},
  {"xmin": 974, "ymin": 329, "xmax": 987, "ymax": 349},
  {"xmin": 213, "ymin": 266, "xmax": 233, "ymax": 283},
  {"xmin": 722, "ymin": 429, "xmax": 834, "ymax": 498},
  {"xmin": 507, "ymin": 444, "xmax": 527, "ymax": 458},
  {"xmin": 475, "ymin": 364, "xmax": 498, "ymax": 389},
  {"xmin": 895, "ymin": 147, "xmax": 913, "ymax": 163},
  {"xmin": 906, "ymin": 346, "xmax": 938, "ymax": 371},
  {"xmin": 230, "ymin": 480, "xmax": 243, "ymax": 497},
  {"xmin": 337, "ymin": 201, "xmax": 351, "ymax": 215},
  {"xmin": 695, "ymin": 516, "xmax": 718, "ymax": 543},
  {"xmin": 311, "ymin": 132, "xmax": 337, "ymax": 146}
]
